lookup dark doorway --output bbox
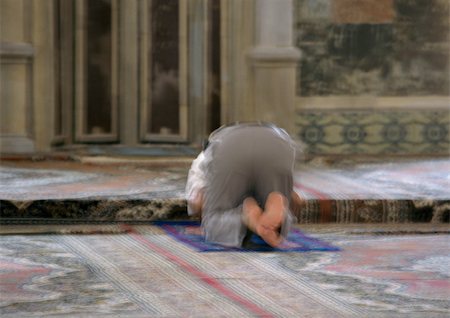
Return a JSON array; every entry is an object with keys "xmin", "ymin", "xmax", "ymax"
[{"xmin": 209, "ymin": 0, "xmax": 221, "ymax": 132}]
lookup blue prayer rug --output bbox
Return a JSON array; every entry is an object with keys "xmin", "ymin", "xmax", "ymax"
[{"xmin": 154, "ymin": 221, "xmax": 340, "ymax": 252}]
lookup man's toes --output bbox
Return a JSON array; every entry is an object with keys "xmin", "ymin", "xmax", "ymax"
[
  {"xmin": 257, "ymin": 225, "xmax": 283, "ymax": 247},
  {"xmin": 263, "ymin": 192, "xmax": 288, "ymax": 227}
]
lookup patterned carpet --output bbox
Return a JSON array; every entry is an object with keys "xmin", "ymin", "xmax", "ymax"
[
  {"xmin": 295, "ymin": 159, "xmax": 450, "ymax": 200},
  {"xmin": 1, "ymin": 225, "xmax": 449, "ymax": 317},
  {"xmin": 1, "ymin": 159, "xmax": 449, "ymax": 223},
  {"xmin": 293, "ymin": 159, "xmax": 450, "ymax": 223}
]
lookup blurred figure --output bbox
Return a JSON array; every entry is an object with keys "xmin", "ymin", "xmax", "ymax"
[{"xmin": 186, "ymin": 122, "xmax": 304, "ymax": 248}]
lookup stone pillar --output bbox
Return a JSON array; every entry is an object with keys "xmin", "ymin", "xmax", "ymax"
[
  {"xmin": 188, "ymin": 0, "xmax": 209, "ymax": 144},
  {"xmin": 220, "ymin": 0, "xmax": 255, "ymax": 125},
  {"xmin": 1, "ymin": 0, "xmax": 59, "ymax": 153},
  {"xmin": 247, "ymin": 0, "xmax": 300, "ymax": 134},
  {"xmin": 0, "ymin": 0, "xmax": 35, "ymax": 153},
  {"xmin": 120, "ymin": 0, "xmax": 139, "ymax": 145},
  {"xmin": 32, "ymin": 0, "xmax": 56, "ymax": 152}
]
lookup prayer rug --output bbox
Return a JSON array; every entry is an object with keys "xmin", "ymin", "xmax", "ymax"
[{"xmin": 154, "ymin": 221, "xmax": 340, "ymax": 252}]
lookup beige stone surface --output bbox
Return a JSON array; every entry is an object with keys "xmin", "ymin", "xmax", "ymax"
[
  {"xmin": 0, "ymin": 64, "xmax": 28, "ymax": 134},
  {"xmin": 0, "ymin": 0, "xmax": 28, "ymax": 42},
  {"xmin": 32, "ymin": 0, "xmax": 56, "ymax": 152}
]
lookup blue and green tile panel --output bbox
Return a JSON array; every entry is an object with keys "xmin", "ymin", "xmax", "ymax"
[{"xmin": 296, "ymin": 109, "xmax": 449, "ymax": 155}]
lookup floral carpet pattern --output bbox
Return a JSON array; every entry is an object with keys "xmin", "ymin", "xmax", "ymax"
[
  {"xmin": 1, "ymin": 225, "xmax": 448, "ymax": 317},
  {"xmin": 1, "ymin": 159, "xmax": 449, "ymax": 223}
]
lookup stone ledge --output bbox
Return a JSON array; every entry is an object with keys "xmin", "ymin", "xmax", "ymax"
[
  {"xmin": 247, "ymin": 46, "xmax": 301, "ymax": 65},
  {"xmin": 0, "ymin": 42, "xmax": 34, "ymax": 58}
]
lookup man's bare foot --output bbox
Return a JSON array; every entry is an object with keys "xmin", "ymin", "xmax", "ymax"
[
  {"xmin": 257, "ymin": 192, "xmax": 288, "ymax": 247},
  {"xmin": 242, "ymin": 193, "xmax": 288, "ymax": 248},
  {"xmin": 261, "ymin": 192, "xmax": 286, "ymax": 230},
  {"xmin": 242, "ymin": 197, "xmax": 263, "ymax": 233},
  {"xmin": 255, "ymin": 224, "xmax": 283, "ymax": 247}
]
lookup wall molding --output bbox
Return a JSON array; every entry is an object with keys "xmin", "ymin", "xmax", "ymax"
[
  {"xmin": 296, "ymin": 96, "xmax": 450, "ymax": 110},
  {"xmin": 0, "ymin": 135, "xmax": 35, "ymax": 154},
  {"xmin": 247, "ymin": 46, "xmax": 301, "ymax": 65},
  {"xmin": 0, "ymin": 42, "xmax": 34, "ymax": 59}
]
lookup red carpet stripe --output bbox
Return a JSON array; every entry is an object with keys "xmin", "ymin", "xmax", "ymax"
[
  {"xmin": 295, "ymin": 182, "xmax": 333, "ymax": 222},
  {"xmin": 294, "ymin": 182, "xmax": 329, "ymax": 200},
  {"xmin": 122, "ymin": 224, "xmax": 275, "ymax": 318}
]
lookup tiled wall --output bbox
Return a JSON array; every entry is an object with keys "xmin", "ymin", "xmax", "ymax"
[{"xmin": 296, "ymin": 108, "xmax": 449, "ymax": 155}]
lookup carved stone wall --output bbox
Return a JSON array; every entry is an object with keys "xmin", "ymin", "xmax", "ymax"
[
  {"xmin": 294, "ymin": 0, "xmax": 450, "ymax": 156},
  {"xmin": 294, "ymin": 0, "xmax": 449, "ymax": 96}
]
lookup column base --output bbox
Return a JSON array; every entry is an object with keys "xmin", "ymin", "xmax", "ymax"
[{"xmin": 0, "ymin": 135, "xmax": 35, "ymax": 154}]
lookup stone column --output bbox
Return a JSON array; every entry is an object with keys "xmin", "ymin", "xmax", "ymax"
[
  {"xmin": 120, "ymin": 0, "xmax": 139, "ymax": 145},
  {"xmin": 188, "ymin": 0, "xmax": 209, "ymax": 144},
  {"xmin": 220, "ymin": 0, "xmax": 255, "ymax": 124},
  {"xmin": 0, "ymin": 0, "xmax": 35, "ymax": 153},
  {"xmin": 247, "ymin": 0, "xmax": 300, "ymax": 134},
  {"xmin": 32, "ymin": 0, "xmax": 56, "ymax": 152}
]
